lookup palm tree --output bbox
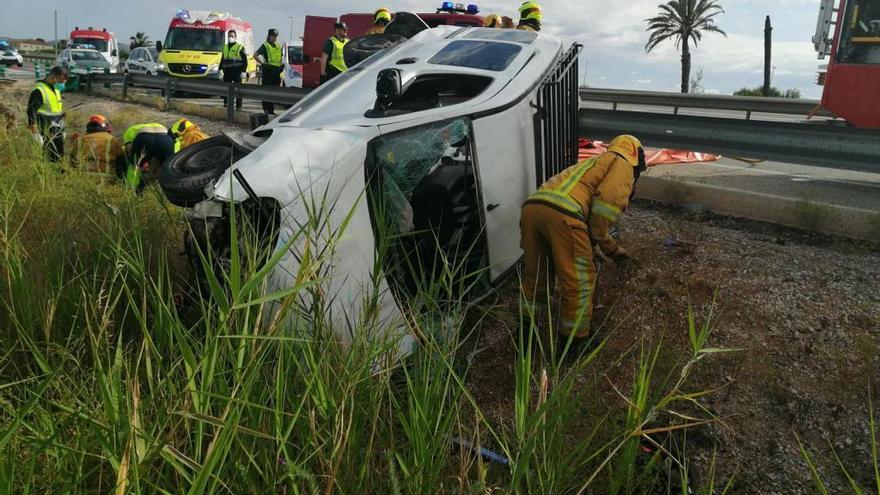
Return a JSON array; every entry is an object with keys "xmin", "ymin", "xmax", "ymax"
[
  {"xmin": 645, "ymin": 0, "xmax": 726, "ymax": 93},
  {"xmin": 129, "ymin": 32, "xmax": 150, "ymax": 50}
]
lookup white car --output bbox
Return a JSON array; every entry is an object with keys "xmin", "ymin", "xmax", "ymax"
[
  {"xmin": 160, "ymin": 23, "xmax": 580, "ymax": 355},
  {"xmin": 57, "ymin": 48, "xmax": 114, "ymax": 74},
  {"xmin": 0, "ymin": 47, "xmax": 23, "ymax": 67},
  {"xmin": 125, "ymin": 47, "xmax": 164, "ymax": 75}
]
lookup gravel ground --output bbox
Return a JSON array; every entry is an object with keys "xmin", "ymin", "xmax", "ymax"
[{"xmin": 466, "ymin": 200, "xmax": 880, "ymax": 493}]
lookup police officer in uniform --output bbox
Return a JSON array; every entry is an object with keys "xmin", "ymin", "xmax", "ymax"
[
  {"xmin": 321, "ymin": 22, "xmax": 349, "ymax": 84},
  {"xmin": 254, "ymin": 28, "xmax": 283, "ymax": 115},
  {"xmin": 221, "ymin": 29, "xmax": 248, "ymax": 110},
  {"xmin": 27, "ymin": 66, "xmax": 69, "ymax": 161}
]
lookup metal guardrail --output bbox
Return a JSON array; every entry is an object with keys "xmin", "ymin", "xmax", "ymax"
[
  {"xmin": 579, "ymin": 109, "xmax": 880, "ymax": 173},
  {"xmin": 578, "ymin": 88, "xmax": 836, "ymax": 119},
  {"xmin": 87, "ymin": 73, "xmax": 309, "ymax": 123},
  {"xmin": 82, "ymin": 73, "xmax": 879, "ymax": 172}
]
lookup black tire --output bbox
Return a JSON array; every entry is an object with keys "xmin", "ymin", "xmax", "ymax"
[
  {"xmin": 385, "ymin": 12, "xmax": 430, "ymax": 39},
  {"xmin": 344, "ymin": 33, "xmax": 408, "ymax": 67},
  {"xmin": 158, "ymin": 135, "xmax": 250, "ymax": 207}
]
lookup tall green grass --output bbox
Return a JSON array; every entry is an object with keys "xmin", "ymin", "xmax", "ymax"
[{"xmin": 0, "ymin": 125, "xmax": 735, "ymax": 493}]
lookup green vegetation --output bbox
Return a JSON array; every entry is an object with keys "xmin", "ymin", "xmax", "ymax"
[
  {"xmin": 1, "ymin": 120, "xmax": 735, "ymax": 493},
  {"xmin": 733, "ymin": 86, "xmax": 802, "ymax": 98}
]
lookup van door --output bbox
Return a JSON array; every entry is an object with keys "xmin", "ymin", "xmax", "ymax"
[{"xmin": 472, "ymin": 101, "xmax": 538, "ymax": 282}]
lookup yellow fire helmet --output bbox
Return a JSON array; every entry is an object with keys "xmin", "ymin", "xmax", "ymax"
[
  {"xmin": 171, "ymin": 118, "xmax": 195, "ymax": 137},
  {"xmin": 606, "ymin": 134, "xmax": 644, "ymax": 168},
  {"xmin": 519, "ymin": 1, "xmax": 543, "ymax": 22},
  {"xmin": 374, "ymin": 8, "xmax": 392, "ymax": 24},
  {"xmin": 483, "ymin": 14, "xmax": 503, "ymax": 27}
]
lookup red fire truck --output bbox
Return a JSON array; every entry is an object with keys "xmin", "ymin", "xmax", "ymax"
[
  {"xmin": 301, "ymin": 2, "xmax": 484, "ymax": 88},
  {"xmin": 814, "ymin": 0, "xmax": 880, "ymax": 128}
]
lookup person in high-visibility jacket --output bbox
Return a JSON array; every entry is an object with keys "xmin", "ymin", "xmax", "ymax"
[
  {"xmin": 170, "ymin": 118, "xmax": 208, "ymax": 152},
  {"xmin": 321, "ymin": 22, "xmax": 349, "ymax": 84},
  {"xmin": 119, "ymin": 123, "xmax": 172, "ymax": 190},
  {"xmin": 517, "ymin": 1, "xmax": 543, "ymax": 32},
  {"xmin": 27, "ymin": 66, "xmax": 68, "ymax": 162},
  {"xmin": 221, "ymin": 29, "xmax": 248, "ymax": 111},
  {"xmin": 71, "ymin": 114, "xmax": 124, "ymax": 177},
  {"xmin": 365, "ymin": 8, "xmax": 392, "ymax": 35},
  {"xmin": 520, "ymin": 135, "xmax": 646, "ymax": 342},
  {"xmin": 254, "ymin": 28, "xmax": 283, "ymax": 115}
]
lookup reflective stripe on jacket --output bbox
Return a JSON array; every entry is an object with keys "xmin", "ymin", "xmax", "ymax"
[
  {"xmin": 526, "ymin": 152, "xmax": 634, "ymax": 254},
  {"xmin": 328, "ymin": 37, "xmax": 349, "ymax": 72}
]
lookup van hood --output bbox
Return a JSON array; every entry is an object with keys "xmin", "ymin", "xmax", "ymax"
[{"xmin": 212, "ymin": 125, "xmax": 378, "ymax": 204}]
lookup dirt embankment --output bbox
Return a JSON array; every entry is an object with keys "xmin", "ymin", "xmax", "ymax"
[{"xmin": 467, "ymin": 201, "xmax": 880, "ymax": 493}]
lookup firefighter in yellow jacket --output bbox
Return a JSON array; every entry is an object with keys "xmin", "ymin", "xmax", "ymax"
[
  {"xmin": 71, "ymin": 114, "xmax": 124, "ymax": 176},
  {"xmin": 365, "ymin": 8, "xmax": 392, "ymax": 35},
  {"xmin": 520, "ymin": 135, "xmax": 646, "ymax": 342}
]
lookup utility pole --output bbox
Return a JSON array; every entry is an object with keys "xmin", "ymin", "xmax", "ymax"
[
  {"xmin": 54, "ymin": 10, "xmax": 58, "ymax": 56},
  {"xmin": 763, "ymin": 15, "xmax": 772, "ymax": 96},
  {"xmin": 289, "ymin": 16, "xmax": 294, "ymax": 42}
]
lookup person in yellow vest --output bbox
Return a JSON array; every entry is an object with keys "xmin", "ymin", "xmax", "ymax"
[
  {"xmin": 170, "ymin": 118, "xmax": 208, "ymax": 153},
  {"xmin": 517, "ymin": 1, "xmax": 543, "ymax": 32},
  {"xmin": 27, "ymin": 66, "xmax": 68, "ymax": 162},
  {"xmin": 70, "ymin": 114, "xmax": 124, "ymax": 177},
  {"xmin": 119, "ymin": 123, "xmax": 171, "ymax": 190},
  {"xmin": 365, "ymin": 8, "xmax": 392, "ymax": 35},
  {"xmin": 321, "ymin": 22, "xmax": 349, "ymax": 84},
  {"xmin": 254, "ymin": 28, "xmax": 283, "ymax": 115},
  {"xmin": 221, "ymin": 29, "xmax": 248, "ymax": 111},
  {"xmin": 519, "ymin": 135, "xmax": 646, "ymax": 349}
]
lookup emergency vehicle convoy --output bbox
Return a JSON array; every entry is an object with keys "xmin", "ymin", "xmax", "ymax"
[
  {"xmin": 156, "ymin": 10, "xmax": 257, "ymax": 80},
  {"xmin": 69, "ymin": 27, "xmax": 120, "ymax": 72},
  {"xmin": 300, "ymin": 2, "xmax": 484, "ymax": 87},
  {"xmin": 814, "ymin": 0, "xmax": 880, "ymax": 128}
]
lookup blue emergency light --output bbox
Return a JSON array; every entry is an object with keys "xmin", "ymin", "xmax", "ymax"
[{"xmin": 439, "ymin": 2, "xmax": 479, "ymax": 14}]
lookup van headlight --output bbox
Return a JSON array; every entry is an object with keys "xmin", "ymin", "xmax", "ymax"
[
  {"xmin": 158, "ymin": 62, "xmax": 166, "ymax": 71},
  {"xmin": 207, "ymin": 64, "xmax": 219, "ymax": 74}
]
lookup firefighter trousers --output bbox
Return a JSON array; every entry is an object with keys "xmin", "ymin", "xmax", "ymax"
[{"xmin": 520, "ymin": 202, "xmax": 597, "ymax": 338}]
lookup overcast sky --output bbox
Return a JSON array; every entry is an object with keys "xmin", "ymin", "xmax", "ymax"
[{"xmin": 1, "ymin": 0, "xmax": 824, "ymax": 97}]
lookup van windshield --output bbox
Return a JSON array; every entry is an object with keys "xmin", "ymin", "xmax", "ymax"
[
  {"xmin": 164, "ymin": 27, "xmax": 224, "ymax": 52},
  {"xmin": 72, "ymin": 37, "xmax": 108, "ymax": 52},
  {"xmin": 72, "ymin": 51, "xmax": 105, "ymax": 61}
]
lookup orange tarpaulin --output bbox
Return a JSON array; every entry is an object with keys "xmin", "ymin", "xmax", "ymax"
[{"xmin": 577, "ymin": 139, "xmax": 720, "ymax": 166}]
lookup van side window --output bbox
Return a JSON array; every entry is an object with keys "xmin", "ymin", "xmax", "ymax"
[{"xmin": 366, "ymin": 74, "xmax": 492, "ymax": 118}]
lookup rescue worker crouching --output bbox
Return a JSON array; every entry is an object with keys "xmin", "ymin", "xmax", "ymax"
[
  {"xmin": 70, "ymin": 114, "xmax": 124, "ymax": 178},
  {"xmin": 27, "ymin": 66, "xmax": 69, "ymax": 162},
  {"xmin": 221, "ymin": 29, "xmax": 248, "ymax": 111},
  {"xmin": 365, "ymin": 8, "xmax": 392, "ymax": 35},
  {"xmin": 517, "ymin": 1, "xmax": 542, "ymax": 32},
  {"xmin": 119, "ymin": 123, "xmax": 172, "ymax": 191},
  {"xmin": 520, "ymin": 135, "xmax": 647, "ymax": 350},
  {"xmin": 170, "ymin": 118, "xmax": 208, "ymax": 153},
  {"xmin": 254, "ymin": 28, "xmax": 283, "ymax": 115},
  {"xmin": 321, "ymin": 22, "xmax": 349, "ymax": 84}
]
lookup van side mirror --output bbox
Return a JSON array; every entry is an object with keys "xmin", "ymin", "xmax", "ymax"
[
  {"xmin": 155, "ymin": 41, "xmax": 162, "ymax": 52},
  {"xmin": 111, "ymin": 49, "xmax": 117, "ymax": 56},
  {"xmin": 375, "ymin": 68, "xmax": 403, "ymax": 112}
]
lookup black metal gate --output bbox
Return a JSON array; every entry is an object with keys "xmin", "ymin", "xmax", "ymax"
[{"xmin": 533, "ymin": 43, "xmax": 583, "ymax": 186}]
